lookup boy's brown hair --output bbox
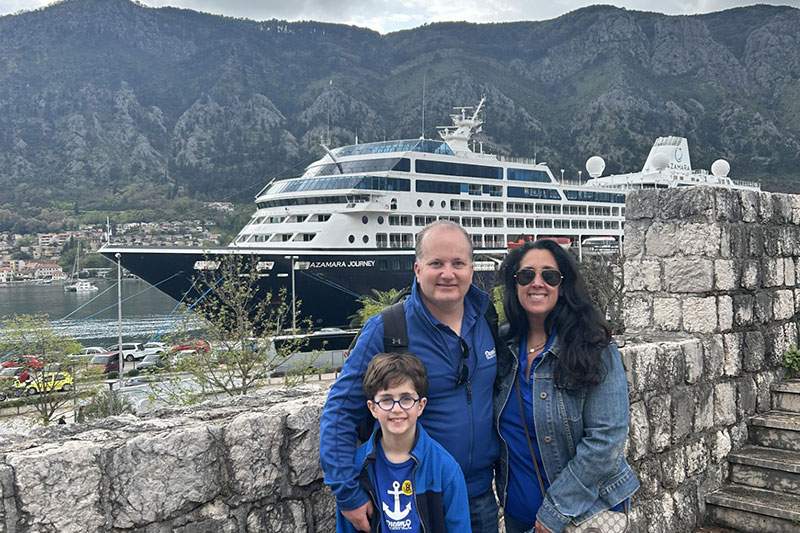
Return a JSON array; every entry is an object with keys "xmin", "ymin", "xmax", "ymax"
[{"xmin": 362, "ymin": 353, "xmax": 429, "ymax": 399}]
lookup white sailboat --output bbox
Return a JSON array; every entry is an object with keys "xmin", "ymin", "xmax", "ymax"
[{"xmin": 64, "ymin": 242, "xmax": 98, "ymax": 292}]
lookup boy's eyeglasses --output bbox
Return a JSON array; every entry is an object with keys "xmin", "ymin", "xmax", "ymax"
[
  {"xmin": 514, "ymin": 268, "xmax": 563, "ymax": 288},
  {"xmin": 456, "ymin": 338, "xmax": 470, "ymax": 387},
  {"xmin": 373, "ymin": 396, "xmax": 421, "ymax": 411}
]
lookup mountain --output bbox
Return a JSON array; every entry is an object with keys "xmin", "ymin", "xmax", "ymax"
[{"xmin": 0, "ymin": 0, "xmax": 798, "ymax": 228}]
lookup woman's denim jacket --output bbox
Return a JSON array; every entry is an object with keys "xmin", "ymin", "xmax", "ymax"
[{"xmin": 494, "ymin": 333, "xmax": 640, "ymax": 533}]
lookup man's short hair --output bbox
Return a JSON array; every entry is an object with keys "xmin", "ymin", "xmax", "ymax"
[
  {"xmin": 363, "ymin": 352, "xmax": 429, "ymax": 399},
  {"xmin": 414, "ymin": 220, "xmax": 473, "ymax": 260}
]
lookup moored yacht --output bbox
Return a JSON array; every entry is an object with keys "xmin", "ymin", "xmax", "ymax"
[{"xmin": 100, "ymin": 99, "xmax": 760, "ymax": 327}]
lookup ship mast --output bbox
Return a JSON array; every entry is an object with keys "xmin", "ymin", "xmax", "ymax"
[{"xmin": 436, "ymin": 97, "xmax": 485, "ymax": 154}]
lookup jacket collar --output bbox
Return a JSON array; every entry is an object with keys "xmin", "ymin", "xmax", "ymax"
[{"xmin": 363, "ymin": 422, "xmax": 431, "ymax": 464}]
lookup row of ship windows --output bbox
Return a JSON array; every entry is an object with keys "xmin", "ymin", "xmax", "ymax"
[
  {"xmin": 259, "ymin": 184, "xmax": 625, "ymax": 205},
  {"xmin": 236, "ymin": 216, "xmax": 622, "ymax": 246},
  {"xmin": 300, "ymin": 157, "xmax": 552, "ymax": 183}
]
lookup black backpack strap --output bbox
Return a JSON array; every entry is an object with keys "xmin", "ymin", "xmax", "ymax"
[{"xmin": 380, "ymin": 301, "xmax": 408, "ymax": 352}]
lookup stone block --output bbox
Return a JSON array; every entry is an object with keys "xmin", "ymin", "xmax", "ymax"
[
  {"xmin": 284, "ymin": 400, "xmax": 324, "ymax": 486},
  {"xmin": 109, "ymin": 425, "xmax": 225, "ymax": 529},
  {"xmin": 728, "ymin": 224, "xmax": 749, "ymax": 258},
  {"xmin": 740, "ymin": 260, "xmax": 759, "ymax": 289},
  {"xmin": 625, "ymin": 190, "xmax": 661, "ymax": 220},
  {"xmin": 773, "ymin": 193, "xmax": 794, "ymax": 223},
  {"xmin": 738, "ymin": 375, "xmax": 758, "ymax": 416},
  {"xmin": 660, "ymin": 187, "xmax": 717, "ymax": 221},
  {"xmin": 714, "ymin": 381, "xmax": 737, "ymax": 426},
  {"xmin": 784, "ymin": 321, "xmax": 798, "ymax": 352},
  {"xmin": 684, "ymin": 437, "xmax": 709, "ymax": 477},
  {"xmin": 784, "ymin": 257, "xmax": 796, "ymax": 286},
  {"xmin": 683, "ymin": 296, "xmax": 718, "ymax": 333},
  {"xmin": 730, "ymin": 420, "xmax": 749, "ymax": 448},
  {"xmin": 773, "ymin": 289, "xmax": 795, "ymax": 320},
  {"xmin": 630, "ymin": 343, "xmax": 659, "ymax": 394},
  {"xmin": 628, "ymin": 401, "xmax": 650, "ymax": 461},
  {"xmin": 653, "ymin": 297, "xmax": 681, "ymax": 331},
  {"xmin": 646, "ymin": 393, "xmax": 672, "ymax": 453},
  {"xmin": 623, "ymin": 295, "xmax": 653, "ymax": 332},
  {"xmin": 644, "ymin": 221, "xmax": 721, "ymax": 258},
  {"xmin": 714, "ymin": 259, "xmax": 738, "ymax": 291},
  {"xmin": 694, "ymin": 384, "xmax": 714, "ymax": 432},
  {"xmin": 722, "ymin": 332, "xmax": 742, "ymax": 377},
  {"xmin": 672, "ymin": 482, "xmax": 700, "ymax": 533},
  {"xmin": 670, "ymin": 387, "xmax": 694, "ymax": 444},
  {"xmin": 311, "ymin": 488, "xmax": 337, "ymax": 533},
  {"xmin": 715, "ymin": 189, "xmax": 742, "ymax": 222},
  {"xmin": 740, "ymin": 190, "xmax": 759, "ymax": 223},
  {"xmin": 764, "ymin": 322, "xmax": 789, "ymax": 366},
  {"xmin": 710, "ymin": 429, "xmax": 732, "ymax": 464},
  {"xmin": 624, "ymin": 258, "xmax": 662, "ymax": 291},
  {"xmin": 758, "ymin": 191, "xmax": 774, "ymax": 222},
  {"xmin": 763, "ymin": 257, "xmax": 784, "ymax": 287},
  {"xmin": 702, "ymin": 335, "xmax": 725, "ymax": 380},
  {"xmin": 660, "ymin": 447, "xmax": 686, "ymax": 489},
  {"xmin": 663, "ymin": 342, "xmax": 686, "ymax": 388},
  {"xmin": 6, "ymin": 440, "xmax": 106, "ymax": 533},
  {"xmin": 748, "ymin": 226, "xmax": 765, "ymax": 256},
  {"xmin": 733, "ymin": 293, "xmax": 754, "ymax": 327},
  {"xmin": 624, "ymin": 222, "xmax": 646, "ymax": 257},
  {"xmin": 682, "ymin": 339, "xmax": 704, "ymax": 384},
  {"xmin": 742, "ymin": 330, "xmax": 765, "ymax": 372},
  {"xmin": 719, "ymin": 226, "xmax": 731, "ymax": 257},
  {"xmin": 225, "ymin": 410, "xmax": 285, "ymax": 502},
  {"xmin": 754, "ymin": 292, "xmax": 773, "ymax": 323},
  {"xmin": 663, "ymin": 257, "xmax": 713, "ymax": 293},
  {"xmin": 633, "ymin": 458, "xmax": 662, "ymax": 499},
  {"xmin": 246, "ymin": 500, "xmax": 307, "ymax": 533},
  {"xmin": 718, "ymin": 295, "xmax": 733, "ymax": 332},
  {"xmin": 755, "ymin": 371, "xmax": 778, "ymax": 412}
]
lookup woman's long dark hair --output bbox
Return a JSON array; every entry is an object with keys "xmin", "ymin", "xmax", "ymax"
[{"xmin": 499, "ymin": 239, "xmax": 610, "ymax": 388}]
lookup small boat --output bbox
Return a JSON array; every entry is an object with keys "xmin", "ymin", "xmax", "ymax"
[{"xmin": 64, "ymin": 280, "xmax": 98, "ymax": 292}]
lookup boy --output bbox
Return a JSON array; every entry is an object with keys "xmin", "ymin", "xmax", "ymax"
[{"xmin": 335, "ymin": 352, "xmax": 471, "ymax": 533}]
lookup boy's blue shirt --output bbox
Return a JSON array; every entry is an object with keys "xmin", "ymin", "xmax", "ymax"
[
  {"xmin": 321, "ymin": 280, "xmax": 499, "ymax": 511},
  {"xmin": 335, "ymin": 424, "xmax": 472, "ymax": 533}
]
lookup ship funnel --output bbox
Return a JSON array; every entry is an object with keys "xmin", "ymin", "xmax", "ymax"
[
  {"xmin": 585, "ymin": 156, "xmax": 605, "ymax": 178},
  {"xmin": 642, "ymin": 136, "xmax": 691, "ymax": 173}
]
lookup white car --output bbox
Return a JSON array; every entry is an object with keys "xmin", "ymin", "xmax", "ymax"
[
  {"xmin": 68, "ymin": 347, "xmax": 109, "ymax": 360},
  {"xmin": 106, "ymin": 343, "xmax": 146, "ymax": 362},
  {"xmin": 142, "ymin": 342, "xmax": 167, "ymax": 357}
]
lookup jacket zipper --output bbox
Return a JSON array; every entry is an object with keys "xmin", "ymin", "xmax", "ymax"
[{"xmin": 410, "ymin": 456, "xmax": 427, "ymax": 533}]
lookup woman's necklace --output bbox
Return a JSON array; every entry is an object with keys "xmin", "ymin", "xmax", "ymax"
[{"xmin": 527, "ymin": 338, "xmax": 546, "ymax": 354}]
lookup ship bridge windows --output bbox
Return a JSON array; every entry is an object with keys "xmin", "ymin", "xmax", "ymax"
[
  {"xmin": 285, "ymin": 215, "xmax": 308, "ymax": 223},
  {"xmin": 508, "ymin": 186, "xmax": 561, "ymax": 200},
  {"xmin": 508, "ymin": 168, "xmax": 552, "ymax": 183},
  {"xmin": 451, "ymin": 199, "xmax": 471, "ymax": 211},
  {"xmin": 416, "ymin": 159, "xmax": 502, "ymax": 180},
  {"xmin": 308, "ymin": 213, "xmax": 331, "ymax": 222},
  {"xmin": 270, "ymin": 175, "xmax": 411, "ymax": 194},
  {"xmin": 564, "ymin": 190, "xmax": 626, "ymax": 203},
  {"xmin": 292, "ymin": 233, "xmax": 317, "ymax": 242},
  {"xmin": 270, "ymin": 233, "xmax": 293, "ymax": 242},
  {"xmin": 416, "ymin": 180, "xmax": 461, "ymax": 195},
  {"xmin": 333, "ymin": 139, "xmax": 453, "ymax": 157},
  {"xmin": 302, "ymin": 157, "xmax": 411, "ymax": 178}
]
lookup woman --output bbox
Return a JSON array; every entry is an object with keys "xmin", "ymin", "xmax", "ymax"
[{"xmin": 494, "ymin": 239, "xmax": 639, "ymax": 533}]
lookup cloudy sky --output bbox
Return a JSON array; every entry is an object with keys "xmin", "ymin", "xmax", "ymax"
[{"xmin": 1, "ymin": 0, "xmax": 798, "ymax": 33}]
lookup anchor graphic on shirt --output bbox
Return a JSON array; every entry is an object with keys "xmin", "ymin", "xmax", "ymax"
[{"xmin": 382, "ymin": 481, "xmax": 411, "ymax": 520}]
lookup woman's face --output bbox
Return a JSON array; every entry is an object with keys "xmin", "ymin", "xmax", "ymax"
[{"xmin": 515, "ymin": 248, "xmax": 561, "ymax": 323}]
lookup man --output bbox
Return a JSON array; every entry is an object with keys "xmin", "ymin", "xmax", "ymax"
[{"xmin": 320, "ymin": 220, "xmax": 500, "ymax": 533}]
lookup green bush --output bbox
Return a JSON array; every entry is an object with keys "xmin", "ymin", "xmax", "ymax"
[{"xmin": 784, "ymin": 345, "xmax": 800, "ymax": 377}]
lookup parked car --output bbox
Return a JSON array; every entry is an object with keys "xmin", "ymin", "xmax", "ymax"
[
  {"xmin": 170, "ymin": 340, "xmax": 210, "ymax": 354},
  {"xmin": 90, "ymin": 354, "xmax": 120, "ymax": 374},
  {"xmin": 1, "ymin": 355, "xmax": 44, "ymax": 370},
  {"xmin": 106, "ymin": 343, "xmax": 146, "ymax": 362},
  {"xmin": 15, "ymin": 371, "xmax": 73, "ymax": 395},
  {"xmin": 142, "ymin": 342, "xmax": 167, "ymax": 357},
  {"xmin": 137, "ymin": 353, "xmax": 166, "ymax": 372},
  {"xmin": 67, "ymin": 347, "xmax": 109, "ymax": 361}
]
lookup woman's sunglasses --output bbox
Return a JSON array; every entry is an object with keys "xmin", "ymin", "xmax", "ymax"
[{"xmin": 514, "ymin": 268, "xmax": 563, "ymax": 288}]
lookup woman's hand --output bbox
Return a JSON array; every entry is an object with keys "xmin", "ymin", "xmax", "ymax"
[{"xmin": 534, "ymin": 521, "xmax": 553, "ymax": 533}]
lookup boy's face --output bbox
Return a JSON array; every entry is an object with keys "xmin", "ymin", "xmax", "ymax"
[{"xmin": 368, "ymin": 379, "xmax": 427, "ymax": 438}]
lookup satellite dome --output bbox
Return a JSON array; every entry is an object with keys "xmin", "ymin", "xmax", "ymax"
[
  {"xmin": 711, "ymin": 159, "xmax": 730, "ymax": 177},
  {"xmin": 651, "ymin": 152, "xmax": 670, "ymax": 170},
  {"xmin": 585, "ymin": 156, "xmax": 605, "ymax": 178}
]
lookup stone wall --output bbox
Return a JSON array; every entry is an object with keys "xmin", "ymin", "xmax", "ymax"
[
  {"xmin": 0, "ymin": 187, "xmax": 795, "ymax": 532},
  {"xmin": 621, "ymin": 187, "xmax": 793, "ymax": 531}
]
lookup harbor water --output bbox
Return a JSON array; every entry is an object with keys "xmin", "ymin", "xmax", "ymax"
[{"xmin": 0, "ymin": 279, "xmax": 197, "ymax": 346}]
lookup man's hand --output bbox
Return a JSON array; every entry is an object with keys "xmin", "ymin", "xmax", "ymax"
[
  {"xmin": 534, "ymin": 521, "xmax": 552, "ymax": 533},
  {"xmin": 342, "ymin": 500, "xmax": 374, "ymax": 532}
]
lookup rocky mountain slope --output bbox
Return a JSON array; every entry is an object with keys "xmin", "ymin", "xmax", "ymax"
[{"xmin": 0, "ymin": 0, "xmax": 798, "ymax": 223}]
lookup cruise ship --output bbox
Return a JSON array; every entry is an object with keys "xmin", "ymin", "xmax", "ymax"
[{"xmin": 100, "ymin": 99, "xmax": 760, "ymax": 327}]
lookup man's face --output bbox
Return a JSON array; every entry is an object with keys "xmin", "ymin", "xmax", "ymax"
[{"xmin": 414, "ymin": 226, "xmax": 473, "ymax": 309}]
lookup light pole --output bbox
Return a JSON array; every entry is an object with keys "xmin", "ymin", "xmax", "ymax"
[{"xmin": 116, "ymin": 253, "xmax": 123, "ymax": 389}]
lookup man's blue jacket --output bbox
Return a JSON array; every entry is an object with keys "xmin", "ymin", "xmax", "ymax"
[
  {"xmin": 335, "ymin": 424, "xmax": 472, "ymax": 533},
  {"xmin": 320, "ymin": 281, "xmax": 500, "ymax": 511}
]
